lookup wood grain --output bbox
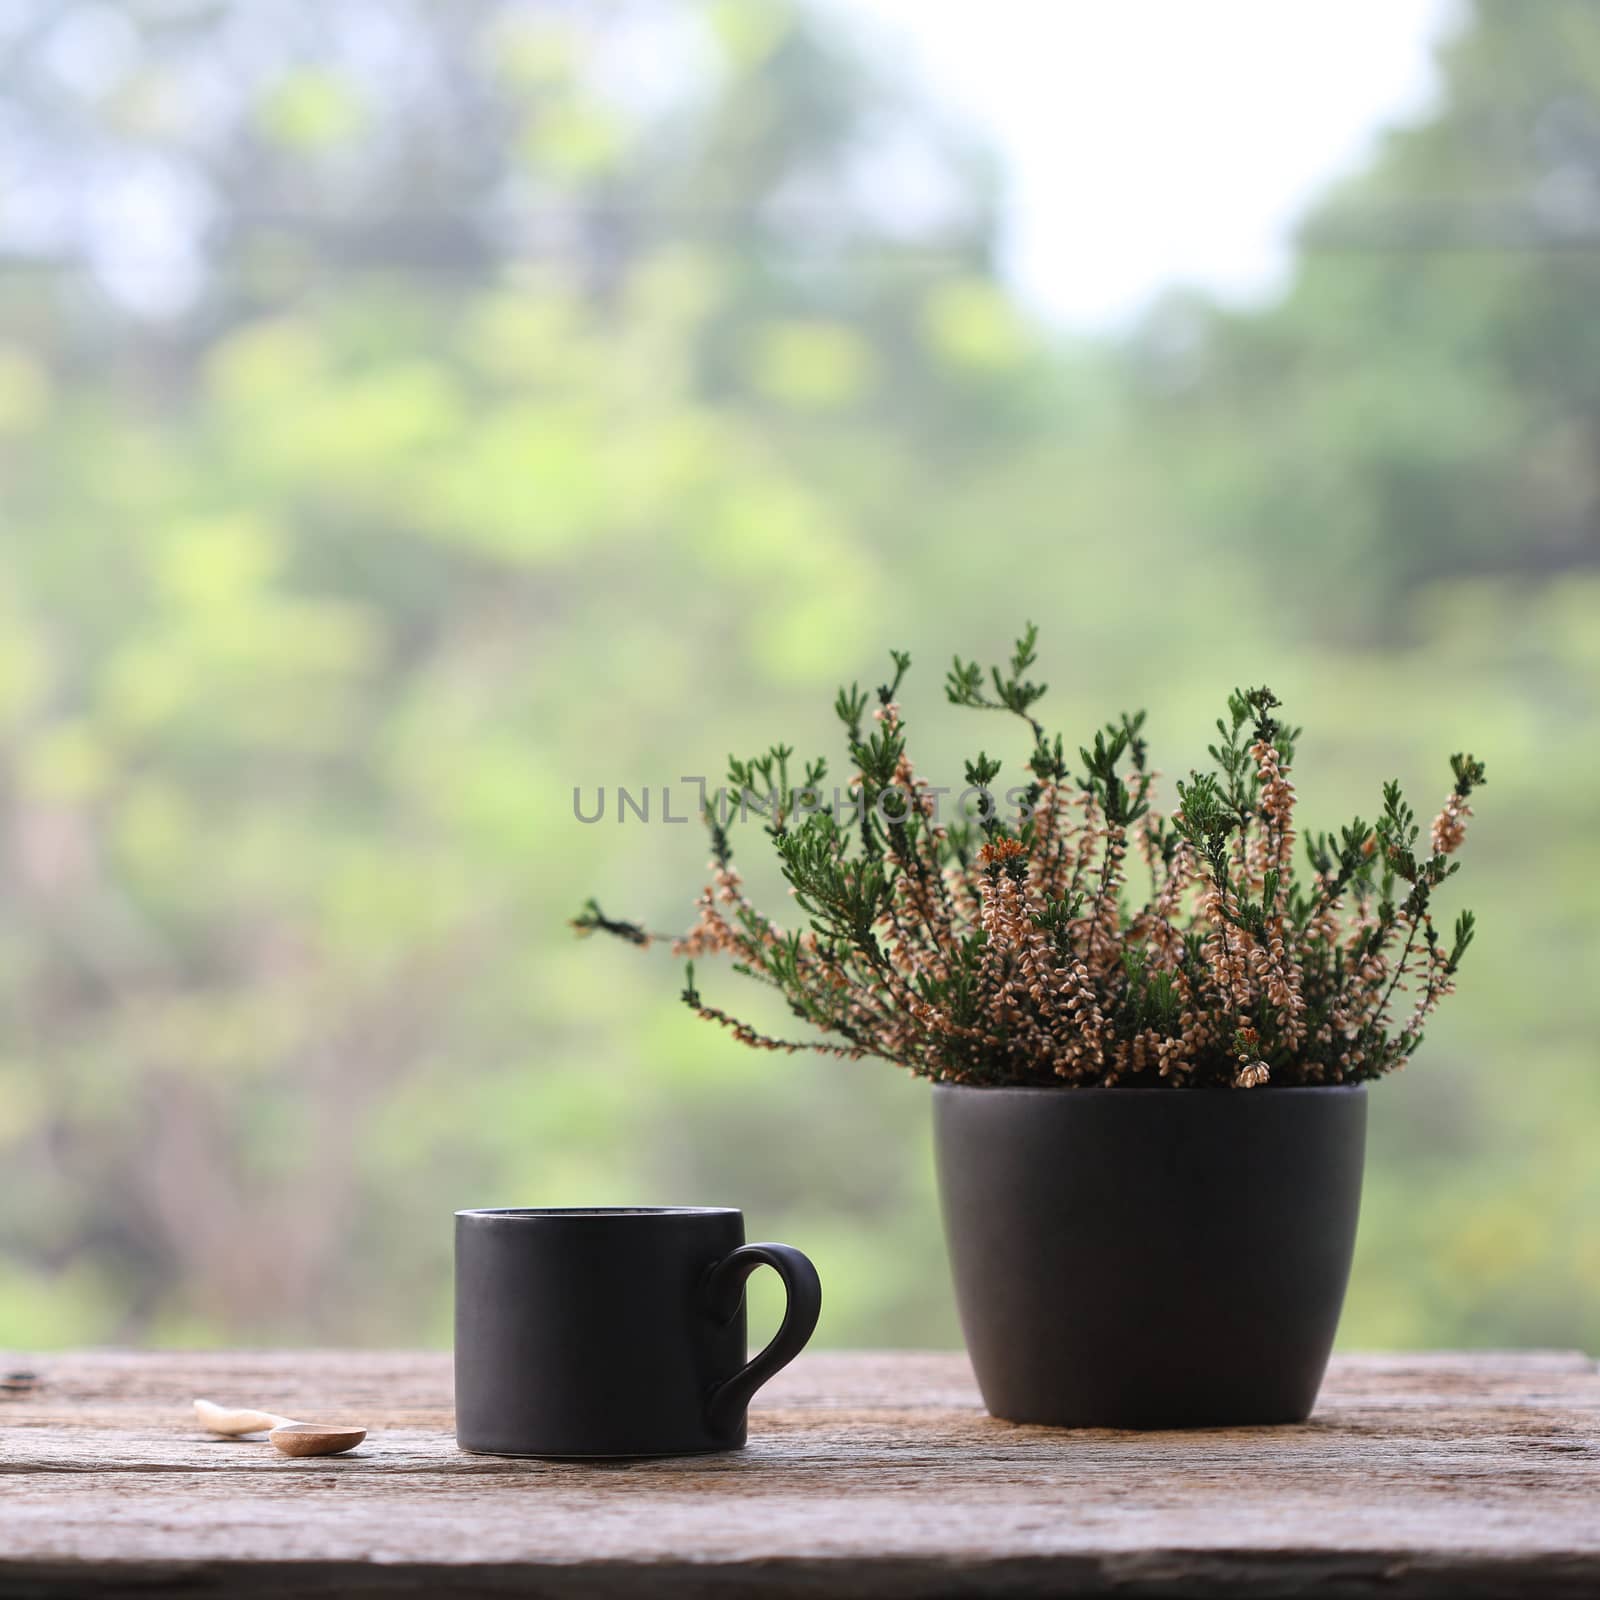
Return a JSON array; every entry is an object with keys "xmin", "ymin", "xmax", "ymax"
[{"xmin": 1, "ymin": 1350, "xmax": 1597, "ymax": 1597}]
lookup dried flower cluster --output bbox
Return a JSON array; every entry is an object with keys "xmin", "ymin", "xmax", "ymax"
[{"xmin": 575, "ymin": 627, "xmax": 1486, "ymax": 1089}]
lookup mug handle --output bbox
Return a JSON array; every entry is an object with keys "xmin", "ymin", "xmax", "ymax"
[{"xmin": 702, "ymin": 1242, "xmax": 822, "ymax": 1440}]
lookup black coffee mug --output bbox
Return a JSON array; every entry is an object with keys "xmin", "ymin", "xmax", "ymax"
[{"xmin": 454, "ymin": 1207, "xmax": 822, "ymax": 1457}]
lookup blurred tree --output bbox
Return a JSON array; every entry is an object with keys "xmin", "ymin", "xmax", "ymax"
[
  {"xmin": 0, "ymin": 0, "xmax": 1043, "ymax": 1345},
  {"xmin": 1, "ymin": 0, "xmax": 1599, "ymax": 1358},
  {"xmin": 1126, "ymin": 0, "xmax": 1600, "ymax": 635}
]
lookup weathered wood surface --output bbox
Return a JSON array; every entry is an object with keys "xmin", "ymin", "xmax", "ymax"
[{"xmin": 2, "ymin": 1349, "xmax": 1598, "ymax": 1598}]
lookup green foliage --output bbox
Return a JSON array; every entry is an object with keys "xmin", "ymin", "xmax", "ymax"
[
  {"xmin": 585, "ymin": 635, "xmax": 1486, "ymax": 1090},
  {"xmin": 0, "ymin": 0, "xmax": 1596, "ymax": 1357},
  {"xmin": 571, "ymin": 900, "xmax": 652, "ymax": 947},
  {"xmin": 1079, "ymin": 719, "xmax": 1149, "ymax": 830},
  {"xmin": 946, "ymin": 621, "xmax": 1049, "ymax": 744}
]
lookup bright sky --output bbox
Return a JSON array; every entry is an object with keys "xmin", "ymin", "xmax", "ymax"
[{"xmin": 842, "ymin": 0, "xmax": 1457, "ymax": 327}]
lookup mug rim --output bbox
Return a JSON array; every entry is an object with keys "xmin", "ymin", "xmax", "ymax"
[{"xmin": 455, "ymin": 1206, "xmax": 742, "ymax": 1221}]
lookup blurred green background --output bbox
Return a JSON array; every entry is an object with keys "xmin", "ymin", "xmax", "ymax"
[{"xmin": 2, "ymin": 0, "xmax": 1598, "ymax": 1355}]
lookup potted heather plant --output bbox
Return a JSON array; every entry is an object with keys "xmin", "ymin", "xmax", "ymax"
[{"xmin": 576, "ymin": 628, "xmax": 1485, "ymax": 1428}]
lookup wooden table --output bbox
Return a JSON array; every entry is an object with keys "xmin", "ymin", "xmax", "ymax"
[{"xmin": 2, "ymin": 1350, "xmax": 1597, "ymax": 1597}]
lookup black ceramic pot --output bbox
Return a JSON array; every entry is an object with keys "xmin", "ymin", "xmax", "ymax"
[{"xmin": 934, "ymin": 1083, "xmax": 1366, "ymax": 1428}]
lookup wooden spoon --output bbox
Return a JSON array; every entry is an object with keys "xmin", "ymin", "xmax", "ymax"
[
  {"xmin": 267, "ymin": 1421, "xmax": 367, "ymax": 1457},
  {"xmin": 194, "ymin": 1398, "xmax": 295, "ymax": 1435},
  {"xmin": 193, "ymin": 1398, "xmax": 366, "ymax": 1457}
]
